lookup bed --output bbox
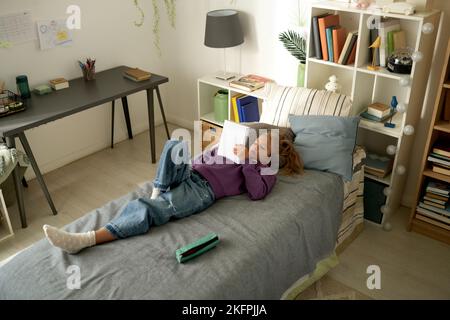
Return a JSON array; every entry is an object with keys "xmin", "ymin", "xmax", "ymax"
[{"xmin": 0, "ymin": 86, "xmax": 366, "ymax": 299}]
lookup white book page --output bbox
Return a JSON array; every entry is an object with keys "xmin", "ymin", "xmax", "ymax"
[{"xmin": 217, "ymin": 121, "xmax": 249, "ymax": 164}]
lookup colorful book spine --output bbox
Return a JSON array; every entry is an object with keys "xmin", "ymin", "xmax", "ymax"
[
  {"xmin": 326, "ymin": 27, "xmax": 334, "ymax": 62},
  {"xmin": 231, "ymin": 94, "xmax": 243, "ymax": 123}
]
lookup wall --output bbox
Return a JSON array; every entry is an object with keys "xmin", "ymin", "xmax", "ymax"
[{"xmin": 0, "ymin": 0, "xmax": 166, "ymax": 179}]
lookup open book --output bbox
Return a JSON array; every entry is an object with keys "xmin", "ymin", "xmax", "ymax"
[{"xmin": 217, "ymin": 121, "xmax": 250, "ymax": 164}]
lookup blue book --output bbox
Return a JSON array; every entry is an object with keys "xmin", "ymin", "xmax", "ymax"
[
  {"xmin": 236, "ymin": 96, "xmax": 258, "ymax": 122},
  {"xmin": 241, "ymin": 101, "xmax": 260, "ymax": 122},
  {"xmin": 326, "ymin": 27, "xmax": 335, "ymax": 62}
]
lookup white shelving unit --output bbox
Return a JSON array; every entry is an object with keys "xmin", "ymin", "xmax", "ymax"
[
  {"xmin": 197, "ymin": 74, "xmax": 267, "ymax": 127},
  {"xmin": 0, "ymin": 189, "xmax": 14, "ymax": 242},
  {"xmin": 305, "ymin": 1, "xmax": 441, "ymax": 226}
]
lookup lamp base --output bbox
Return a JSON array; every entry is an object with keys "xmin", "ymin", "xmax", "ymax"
[{"xmin": 215, "ymin": 72, "xmax": 236, "ymax": 81}]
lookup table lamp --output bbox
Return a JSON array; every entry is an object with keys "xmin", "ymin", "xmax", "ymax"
[{"xmin": 204, "ymin": 9, "xmax": 244, "ymax": 80}]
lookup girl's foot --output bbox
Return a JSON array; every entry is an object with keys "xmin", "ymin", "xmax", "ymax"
[
  {"xmin": 43, "ymin": 225, "xmax": 96, "ymax": 254},
  {"xmin": 150, "ymin": 187, "xmax": 161, "ymax": 200}
]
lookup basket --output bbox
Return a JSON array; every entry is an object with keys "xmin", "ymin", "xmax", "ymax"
[{"xmin": 0, "ymin": 90, "xmax": 26, "ymax": 118}]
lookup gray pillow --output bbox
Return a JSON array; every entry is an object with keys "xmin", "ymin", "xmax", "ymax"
[{"xmin": 288, "ymin": 115, "xmax": 359, "ymax": 181}]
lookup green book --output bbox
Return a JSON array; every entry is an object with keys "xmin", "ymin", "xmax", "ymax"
[
  {"xmin": 387, "ymin": 31, "xmax": 395, "ymax": 57},
  {"xmin": 175, "ymin": 233, "xmax": 220, "ymax": 263}
]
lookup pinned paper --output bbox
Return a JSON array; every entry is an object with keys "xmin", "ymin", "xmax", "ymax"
[
  {"xmin": 37, "ymin": 19, "xmax": 73, "ymax": 50},
  {"xmin": 0, "ymin": 11, "xmax": 36, "ymax": 47}
]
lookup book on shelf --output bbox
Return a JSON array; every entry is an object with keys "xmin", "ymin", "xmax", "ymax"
[
  {"xmin": 425, "ymin": 192, "xmax": 449, "ymax": 202},
  {"xmin": 326, "ymin": 27, "xmax": 335, "ymax": 63},
  {"xmin": 364, "ymin": 153, "xmax": 393, "ymax": 178},
  {"xmin": 433, "ymin": 143, "xmax": 450, "ymax": 159},
  {"xmin": 393, "ymin": 30, "xmax": 406, "ymax": 50},
  {"xmin": 49, "ymin": 78, "xmax": 69, "ymax": 90},
  {"xmin": 423, "ymin": 200, "xmax": 446, "ymax": 209},
  {"xmin": 318, "ymin": 14, "xmax": 340, "ymax": 62},
  {"xmin": 368, "ymin": 102, "xmax": 391, "ymax": 118},
  {"xmin": 231, "ymin": 93, "xmax": 244, "ymax": 123},
  {"xmin": 312, "ymin": 14, "xmax": 330, "ymax": 60},
  {"xmin": 236, "ymin": 95, "xmax": 260, "ymax": 123},
  {"xmin": 426, "ymin": 181, "xmax": 450, "ymax": 196},
  {"xmin": 427, "ymin": 155, "xmax": 450, "ymax": 167},
  {"xmin": 360, "ymin": 109, "xmax": 395, "ymax": 123},
  {"xmin": 369, "ymin": 28, "xmax": 380, "ymax": 66},
  {"xmin": 332, "ymin": 27, "xmax": 347, "ymax": 64},
  {"xmin": 338, "ymin": 31, "xmax": 358, "ymax": 65},
  {"xmin": 379, "ymin": 19, "xmax": 401, "ymax": 67},
  {"xmin": 429, "ymin": 152, "xmax": 450, "ymax": 162},
  {"xmin": 123, "ymin": 68, "xmax": 151, "ymax": 82},
  {"xmin": 423, "ymin": 196, "xmax": 447, "ymax": 205},
  {"xmin": 432, "ymin": 165, "xmax": 450, "ymax": 176},
  {"xmin": 229, "ymin": 75, "xmax": 270, "ymax": 92},
  {"xmin": 418, "ymin": 202, "xmax": 450, "ymax": 219},
  {"xmin": 416, "ymin": 212, "xmax": 450, "ymax": 231}
]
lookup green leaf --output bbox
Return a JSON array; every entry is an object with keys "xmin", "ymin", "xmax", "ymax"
[{"xmin": 279, "ymin": 30, "xmax": 306, "ymax": 64}]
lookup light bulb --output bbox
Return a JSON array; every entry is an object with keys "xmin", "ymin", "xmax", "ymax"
[
  {"xmin": 386, "ymin": 145, "xmax": 397, "ymax": 156},
  {"xmin": 403, "ymin": 125, "xmax": 415, "ymax": 136},
  {"xmin": 422, "ymin": 23, "xmax": 435, "ymax": 34},
  {"xmin": 397, "ymin": 103, "xmax": 407, "ymax": 114},
  {"xmin": 383, "ymin": 187, "xmax": 391, "ymax": 197},
  {"xmin": 399, "ymin": 77, "xmax": 410, "ymax": 87},
  {"xmin": 381, "ymin": 205, "xmax": 390, "ymax": 215},
  {"xmin": 412, "ymin": 51, "xmax": 423, "ymax": 63},
  {"xmin": 397, "ymin": 165, "xmax": 406, "ymax": 175}
]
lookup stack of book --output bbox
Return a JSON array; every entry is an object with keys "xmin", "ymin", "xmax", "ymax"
[
  {"xmin": 369, "ymin": 18, "xmax": 405, "ymax": 68},
  {"xmin": 428, "ymin": 143, "xmax": 450, "ymax": 176},
  {"xmin": 360, "ymin": 102, "xmax": 394, "ymax": 123},
  {"xmin": 229, "ymin": 74, "xmax": 272, "ymax": 92},
  {"xmin": 123, "ymin": 68, "xmax": 151, "ymax": 82},
  {"xmin": 231, "ymin": 94, "xmax": 260, "ymax": 123},
  {"xmin": 416, "ymin": 181, "xmax": 450, "ymax": 230},
  {"xmin": 49, "ymin": 78, "xmax": 69, "ymax": 90},
  {"xmin": 364, "ymin": 152, "xmax": 394, "ymax": 178},
  {"xmin": 311, "ymin": 13, "xmax": 358, "ymax": 65}
]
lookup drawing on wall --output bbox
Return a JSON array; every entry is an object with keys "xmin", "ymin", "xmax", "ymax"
[
  {"xmin": 0, "ymin": 11, "xmax": 37, "ymax": 48},
  {"xmin": 37, "ymin": 19, "xmax": 73, "ymax": 50}
]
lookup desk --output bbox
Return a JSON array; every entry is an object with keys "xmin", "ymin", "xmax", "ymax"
[{"xmin": 0, "ymin": 66, "xmax": 170, "ymax": 228}]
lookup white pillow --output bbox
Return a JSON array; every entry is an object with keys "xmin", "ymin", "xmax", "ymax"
[{"xmin": 260, "ymin": 83, "xmax": 353, "ymax": 127}]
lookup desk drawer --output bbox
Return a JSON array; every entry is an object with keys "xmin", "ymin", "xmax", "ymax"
[{"xmin": 201, "ymin": 121, "xmax": 222, "ymax": 150}]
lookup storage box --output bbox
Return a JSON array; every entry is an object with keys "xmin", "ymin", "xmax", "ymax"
[{"xmin": 363, "ymin": 177, "xmax": 386, "ymax": 224}]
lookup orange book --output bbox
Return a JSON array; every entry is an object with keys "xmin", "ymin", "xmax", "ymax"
[
  {"xmin": 332, "ymin": 27, "xmax": 347, "ymax": 64},
  {"xmin": 318, "ymin": 15, "xmax": 340, "ymax": 61}
]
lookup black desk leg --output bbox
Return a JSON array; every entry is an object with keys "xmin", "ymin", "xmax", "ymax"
[
  {"xmin": 146, "ymin": 89, "xmax": 156, "ymax": 164},
  {"xmin": 5, "ymin": 136, "xmax": 27, "ymax": 228},
  {"xmin": 111, "ymin": 100, "xmax": 115, "ymax": 149},
  {"xmin": 18, "ymin": 132, "xmax": 57, "ymax": 216},
  {"xmin": 121, "ymin": 97, "xmax": 133, "ymax": 140},
  {"xmin": 156, "ymin": 87, "xmax": 170, "ymax": 139}
]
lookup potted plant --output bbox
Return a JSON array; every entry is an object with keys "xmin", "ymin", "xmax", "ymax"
[{"xmin": 279, "ymin": 30, "xmax": 307, "ymax": 87}]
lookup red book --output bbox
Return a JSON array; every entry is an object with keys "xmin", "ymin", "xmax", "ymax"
[
  {"xmin": 318, "ymin": 15, "xmax": 340, "ymax": 61},
  {"xmin": 332, "ymin": 27, "xmax": 347, "ymax": 64}
]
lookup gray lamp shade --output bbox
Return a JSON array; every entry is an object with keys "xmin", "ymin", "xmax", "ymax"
[{"xmin": 204, "ymin": 10, "xmax": 244, "ymax": 48}]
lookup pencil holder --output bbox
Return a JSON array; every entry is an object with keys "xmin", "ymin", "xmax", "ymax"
[{"xmin": 82, "ymin": 67, "xmax": 96, "ymax": 81}]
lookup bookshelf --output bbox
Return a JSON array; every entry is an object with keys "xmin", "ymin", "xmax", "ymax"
[
  {"xmin": 408, "ymin": 39, "xmax": 450, "ymax": 245},
  {"xmin": 197, "ymin": 74, "xmax": 266, "ymax": 149},
  {"xmin": 305, "ymin": 1, "xmax": 441, "ymax": 228}
]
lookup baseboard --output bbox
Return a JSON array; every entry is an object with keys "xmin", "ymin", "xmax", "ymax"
[{"xmin": 165, "ymin": 114, "xmax": 194, "ymax": 131}]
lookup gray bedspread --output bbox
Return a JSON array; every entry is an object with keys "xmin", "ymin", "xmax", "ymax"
[{"xmin": 0, "ymin": 170, "xmax": 343, "ymax": 299}]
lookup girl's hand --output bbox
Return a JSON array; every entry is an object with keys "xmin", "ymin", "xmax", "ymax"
[{"xmin": 233, "ymin": 144, "xmax": 248, "ymax": 162}]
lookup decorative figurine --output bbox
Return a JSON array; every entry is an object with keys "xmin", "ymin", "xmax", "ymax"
[
  {"xmin": 354, "ymin": 0, "xmax": 374, "ymax": 9},
  {"xmin": 384, "ymin": 96, "xmax": 398, "ymax": 128},
  {"xmin": 368, "ymin": 36, "xmax": 381, "ymax": 71},
  {"xmin": 325, "ymin": 75, "xmax": 342, "ymax": 93}
]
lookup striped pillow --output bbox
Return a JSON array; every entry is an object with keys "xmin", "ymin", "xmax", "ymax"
[{"xmin": 260, "ymin": 83, "xmax": 353, "ymax": 127}]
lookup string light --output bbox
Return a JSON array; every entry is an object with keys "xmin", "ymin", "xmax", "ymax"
[
  {"xmin": 386, "ymin": 145, "xmax": 397, "ymax": 156},
  {"xmin": 403, "ymin": 125, "xmax": 415, "ymax": 136}
]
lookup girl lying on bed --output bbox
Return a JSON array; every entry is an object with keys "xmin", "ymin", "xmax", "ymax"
[{"xmin": 42, "ymin": 124, "xmax": 303, "ymax": 254}]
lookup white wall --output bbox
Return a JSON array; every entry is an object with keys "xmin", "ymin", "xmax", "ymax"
[{"xmin": 0, "ymin": 0, "xmax": 166, "ymax": 179}]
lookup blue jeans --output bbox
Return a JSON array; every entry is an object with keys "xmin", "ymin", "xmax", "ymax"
[{"xmin": 105, "ymin": 140, "xmax": 215, "ymax": 239}]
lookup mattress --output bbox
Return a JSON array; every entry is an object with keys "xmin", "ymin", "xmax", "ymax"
[{"xmin": 0, "ymin": 170, "xmax": 344, "ymax": 300}]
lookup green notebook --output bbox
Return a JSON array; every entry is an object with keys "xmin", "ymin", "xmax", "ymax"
[{"xmin": 175, "ymin": 233, "xmax": 220, "ymax": 263}]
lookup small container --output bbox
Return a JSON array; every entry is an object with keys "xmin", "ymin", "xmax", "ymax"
[
  {"xmin": 82, "ymin": 66, "xmax": 96, "ymax": 81},
  {"xmin": 16, "ymin": 75, "xmax": 31, "ymax": 99},
  {"xmin": 214, "ymin": 90, "xmax": 229, "ymax": 123}
]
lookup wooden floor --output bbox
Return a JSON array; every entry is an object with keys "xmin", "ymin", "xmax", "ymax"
[{"xmin": 1, "ymin": 124, "xmax": 449, "ymax": 299}]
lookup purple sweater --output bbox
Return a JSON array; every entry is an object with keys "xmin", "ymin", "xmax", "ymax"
[{"xmin": 192, "ymin": 148, "xmax": 277, "ymax": 201}]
